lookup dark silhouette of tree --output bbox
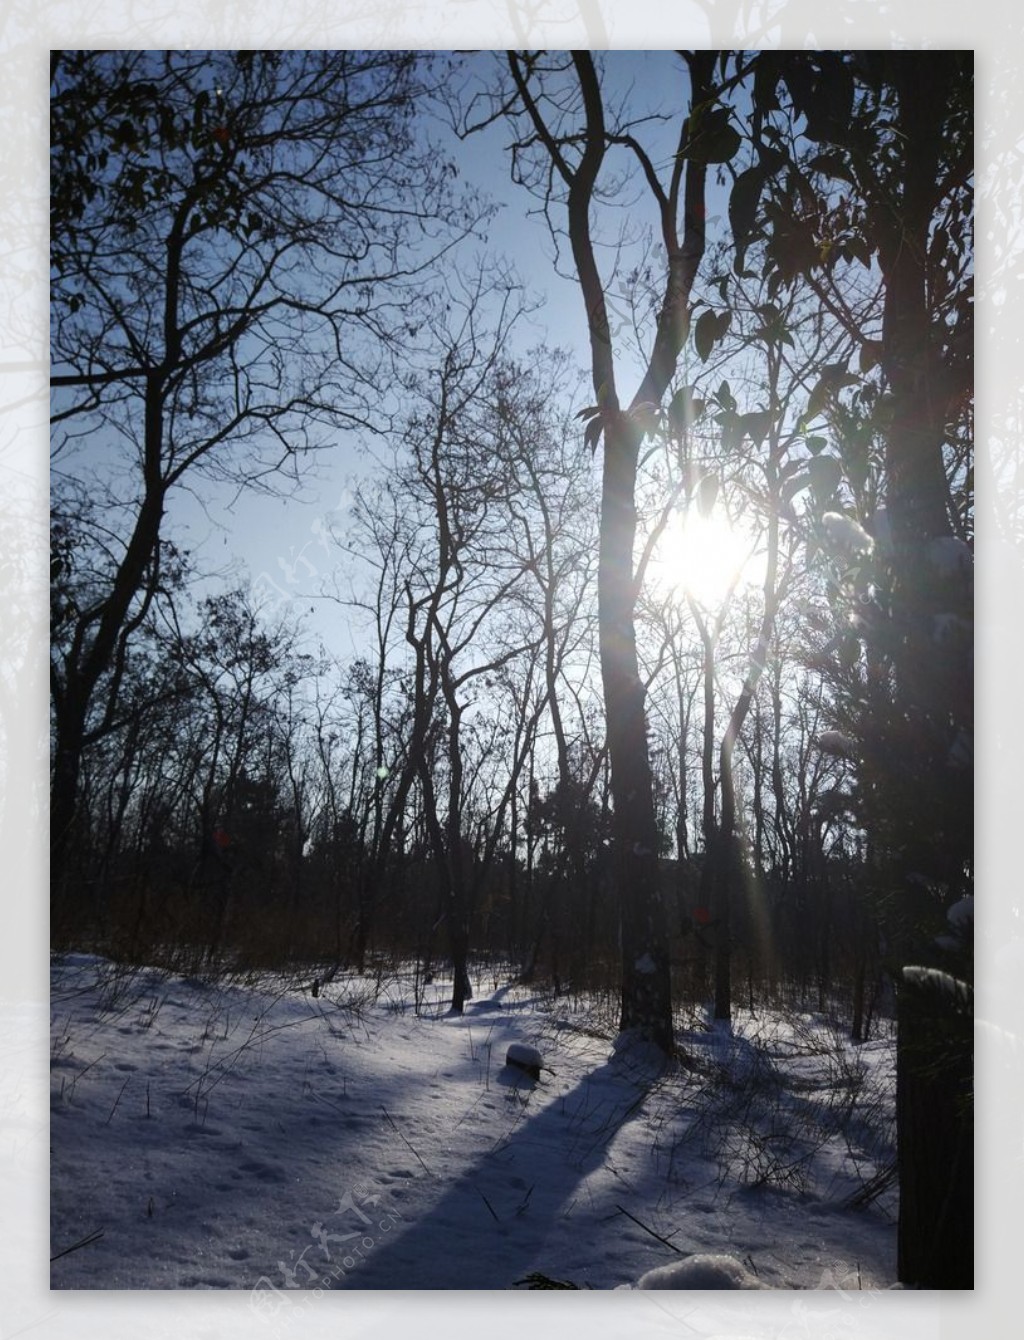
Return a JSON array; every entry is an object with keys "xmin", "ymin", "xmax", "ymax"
[
  {"xmin": 475, "ymin": 50, "xmax": 739, "ymax": 1052},
  {"xmin": 738, "ymin": 50, "xmax": 973, "ymax": 1288},
  {"xmin": 50, "ymin": 50, "xmax": 479, "ymax": 900}
]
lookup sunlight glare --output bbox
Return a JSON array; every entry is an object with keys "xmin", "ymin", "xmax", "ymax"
[{"xmin": 646, "ymin": 509, "xmax": 762, "ymax": 608}]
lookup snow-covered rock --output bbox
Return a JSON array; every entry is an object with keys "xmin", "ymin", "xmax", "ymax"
[
  {"xmin": 637, "ymin": 1253, "xmax": 765, "ymax": 1290},
  {"xmin": 505, "ymin": 1042, "xmax": 544, "ymax": 1079}
]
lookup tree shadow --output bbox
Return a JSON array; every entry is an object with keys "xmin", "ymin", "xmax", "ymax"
[{"xmin": 333, "ymin": 1042, "xmax": 668, "ymax": 1290}]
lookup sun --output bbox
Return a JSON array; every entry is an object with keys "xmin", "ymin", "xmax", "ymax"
[{"xmin": 645, "ymin": 508, "xmax": 762, "ymax": 608}]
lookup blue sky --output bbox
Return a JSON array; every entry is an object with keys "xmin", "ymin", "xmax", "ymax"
[{"xmin": 166, "ymin": 51, "xmax": 730, "ymax": 660}]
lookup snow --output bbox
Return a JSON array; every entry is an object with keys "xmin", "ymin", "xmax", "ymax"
[
  {"xmin": 505, "ymin": 1041, "xmax": 545, "ymax": 1073},
  {"xmin": 635, "ymin": 1253, "xmax": 764, "ymax": 1289},
  {"xmin": 49, "ymin": 953, "xmax": 902, "ymax": 1305},
  {"xmin": 822, "ymin": 512, "xmax": 874, "ymax": 556},
  {"xmin": 816, "ymin": 730, "xmax": 857, "ymax": 758}
]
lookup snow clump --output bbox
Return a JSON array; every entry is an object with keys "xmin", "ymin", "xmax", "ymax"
[
  {"xmin": 816, "ymin": 730, "xmax": 857, "ymax": 758},
  {"xmin": 822, "ymin": 511, "xmax": 874, "ymax": 556},
  {"xmin": 637, "ymin": 1254, "xmax": 765, "ymax": 1289},
  {"xmin": 505, "ymin": 1042, "xmax": 545, "ymax": 1079}
]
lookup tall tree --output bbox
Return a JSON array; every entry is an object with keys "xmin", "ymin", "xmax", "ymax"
[
  {"xmin": 479, "ymin": 50, "xmax": 736, "ymax": 1051},
  {"xmin": 737, "ymin": 51, "xmax": 973, "ymax": 1288}
]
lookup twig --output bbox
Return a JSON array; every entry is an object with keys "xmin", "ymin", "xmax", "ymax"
[
  {"xmin": 105, "ymin": 1075, "xmax": 132, "ymax": 1125},
  {"xmin": 514, "ymin": 1272, "xmax": 582, "ymax": 1289},
  {"xmin": 614, "ymin": 1203, "xmax": 682, "ymax": 1254},
  {"xmin": 477, "ymin": 1188, "xmax": 500, "ymax": 1222},
  {"xmin": 381, "ymin": 1105, "xmax": 433, "ymax": 1176},
  {"xmin": 50, "ymin": 1228, "xmax": 105, "ymax": 1262},
  {"xmin": 843, "ymin": 1160, "xmax": 897, "ymax": 1210},
  {"xmin": 66, "ymin": 1052, "xmax": 107, "ymax": 1100},
  {"xmin": 515, "ymin": 1184, "xmax": 534, "ymax": 1216}
]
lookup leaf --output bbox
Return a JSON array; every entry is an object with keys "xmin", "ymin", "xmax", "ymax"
[
  {"xmin": 575, "ymin": 404, "xmax": 601, "ymax": 421},
  {"xmin": 781, "ymin": 470, "xmax": 810, "ymax": 504},
  {"xmin": 584, "ymin": 416, "xmax": 604, "ymax": 455},
  {"xmin": 806, "ymin": 363, "xmax": 858, "ymax": 420},
  {"xmin": 728, "ymin": 165, "xmax": 767, "ymax": 270},
  {"xmin": 694, "ymin": 309, "xmax": 730, "ymax": 363},
  {"xmin": 693, "ymin": 309, "xmax": 716, "ymax": 363},
  {"xmin": 681, "ymin": 461, "xmax": 703, "ymax": 496},
  {"xmin": 686, "ymin": 106, "xmax": 741, "ymax": 165},
  {"xmin": 738, "ymin": 410, "xmax": 772, "ymax": 447},
  {"xmin": 858, "ymin": 340, "xmax": 884, "ymax": 374},
  {"xmin": 668, "ymin": 386, "xmax": 705, "ymax": 436},
  {"xmin": 838, "ymin": 431, "xmax": 870, "ymax": 494},
  {"xmin": 752, "ymin": 53, "xmax": 782, "ymax": 116},
  {"xmin": 841, "ymin": 235, "xmax": 872, "ymax": 268},
  {"xmin": 805, "ymin": 435, "xmax": 828, "ymax": 456},
  {"xmin": 789, "ymin": 55, "xmax": 854, "ymax": 144},
  {"xmin": 764, "ymin": 212, "xmax": 820, "ymax": 288},
  {"xmin": 717, "ymin": 410, "xmax": 741, "ymax": 452},
  {"xmin": 806, "ymin": 151, "xmax": 856, "ymax": 186},
  {"xmin": 807, "ymin": 454, "xmax": 841, "ymax": 502},
  {"xmin": 629, "ymin": 401, "xmax": 661, "ymax": 438}
]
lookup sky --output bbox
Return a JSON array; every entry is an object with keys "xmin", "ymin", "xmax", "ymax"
[
  {"xmin": 0, "ymin": 2, "xmax": 1021, "ymax": 1338},
  {"xmin": 164, "ymin": 51, "xmax": 723, "ymax": 664}
]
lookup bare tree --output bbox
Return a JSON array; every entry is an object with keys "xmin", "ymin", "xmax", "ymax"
[
  {"xmin": 469, "ymin": 50, "xmax": 740, "ymax": 1051},
  {"xmin": 50, "ymin": 50, "xmax": 479, "ymax": 896}
]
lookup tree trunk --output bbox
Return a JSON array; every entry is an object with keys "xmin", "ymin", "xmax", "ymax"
[
  {"xmin": 878, "ymin": 56, "xmax": 974, "ymax": 1288},
  {"xmin": 896, "ymin": 980, "xmax": 973, "ymax": 1287},
  {"xmin": 600, "ymin": 416, "xmax": 673, "ymax": 1050},
  {"xmin": 50, "ymin": 696, "xmax": 87, "ymax": 904},
  {"xmin": 506, "ymin": 49, "xmax": 717, "ymax": 1053}
]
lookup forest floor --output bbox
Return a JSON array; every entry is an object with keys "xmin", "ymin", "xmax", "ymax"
[{"xmin": 48, "ymin": 952, "xmax": 907, "ymax": 1326}]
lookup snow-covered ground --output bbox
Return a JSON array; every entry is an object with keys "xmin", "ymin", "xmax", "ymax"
[{"xmin": 50, "ymin": 952, "xmax": 901, "ymax": 1304}]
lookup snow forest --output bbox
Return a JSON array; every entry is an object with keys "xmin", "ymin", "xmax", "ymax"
[{"xmin": 49, "ymin": 49, "xmax": 974, "ymax": 1299}]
